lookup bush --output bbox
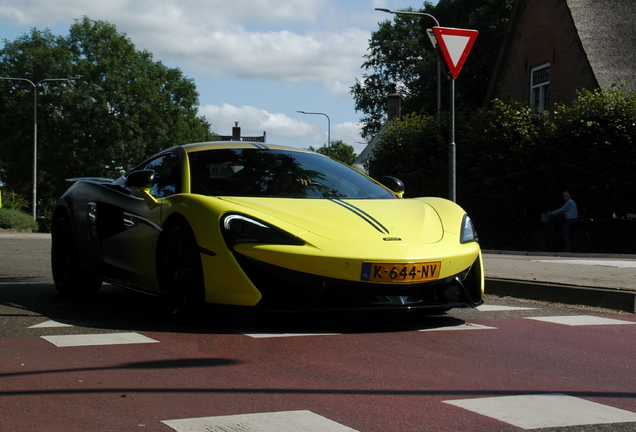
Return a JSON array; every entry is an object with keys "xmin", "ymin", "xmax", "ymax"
[
  {"xmin": 368, "ymin": 112, "xmax": 446, "ymax": 198},
  {"xmin": 1, "ymin": 190, "xmax": 29, "ymax": 211},
  {"xmin": 367, "ymin": 85, "xmax": 636, "ymax": 253},
  {"xmin": 0, "ymin": 208, "xmax": 38, "ymax": 232}
]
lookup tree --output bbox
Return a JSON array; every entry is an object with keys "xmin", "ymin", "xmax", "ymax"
[
  {"xmin": 308, "ymin": 140, "xmax": 357, "ymax": 165},
  {"xmin": 460, "ymin": 99, "xmax": 548, "ymax": 218},
  {"xmin": 367, "ymin": 112, "xmax": 445, "ymax": 198},
  {"xmin": 0, "ymin": 17, "xmax": 211, "ymax": 216},
  {"xmin": 351, "ymin": 0, "xmax": 513, "ymax": 141},
  {"xmin": 546, "ymin": 85, "xmax": 636, "ymax": 218}
]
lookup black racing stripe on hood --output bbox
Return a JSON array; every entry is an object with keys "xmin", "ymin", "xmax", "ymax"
[{"xmin": 330, "ymin": 199, "xmax": 390, "ymax": 235}]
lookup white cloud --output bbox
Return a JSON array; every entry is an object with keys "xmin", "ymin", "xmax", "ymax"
[
  {"xmin": 199, "ymin": 103, "xmax": 311, "ymax": 141},
  {"xmin": 0, "ymin": 0, "xmax": 371, "ymax": 92},
  {"xmin": 198, "ymin": 103, "xmax": 362, "ymax": 151},
  {"xmin": 0, "ymin": 0, "xmax": 416, "ymax": 152}
]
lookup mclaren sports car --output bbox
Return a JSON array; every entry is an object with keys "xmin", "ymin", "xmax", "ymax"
[{"xmin": 51, "ymin": 141, "xmax": 484, "ymax": 316}]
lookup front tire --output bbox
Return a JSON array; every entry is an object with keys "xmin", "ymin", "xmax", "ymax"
[
  {"xmin": 51, "ymin": 211, "xmax": 102, "ymax": 297},
  {"xmin": 158, "ymin": 221, "xmax": 205, "ymax": 318}
]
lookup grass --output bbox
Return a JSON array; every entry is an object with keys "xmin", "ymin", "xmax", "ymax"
[{"xmin": 0, "ymin": 208, "xmax": 39, "ymax": 232}]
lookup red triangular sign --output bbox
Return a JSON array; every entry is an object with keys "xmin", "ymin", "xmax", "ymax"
[{"xmin": 432, "ymin": 27, "xmax": 478, "ymax": 79}]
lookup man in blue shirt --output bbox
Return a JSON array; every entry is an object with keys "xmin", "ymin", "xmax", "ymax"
[{"xmin": 549, "ymin": 191, "xmax": 578, "ymax": 252}]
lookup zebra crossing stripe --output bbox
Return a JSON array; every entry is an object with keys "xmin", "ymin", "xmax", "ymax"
[
  {"xmin": 477, "ymin": 305, "xmax": 536, "ymax": 311},
  {"xmin": 524, "ymin": 315, "xmax": 636, "ymax": 326},
  {"xmin": 29, "ymin": 320, "xmax": 75, "ymax": 328},
  {"xmin": 234, "ymin": 330, "xmax": 341, "ymax": 338},
  {"xmin": 444, "ymin": 393, "xmax": 636, "ymax": 429},
  {"xmin": 417, "ymin": 323, "xmax": 497, "ymax": 332},
  {"xmin": 41, "ymin": 332, "xmax": 159, "ymax": 347},
  {"xmin": 162, "ymin": 410, "xmax": 359, "ymax": 432}
]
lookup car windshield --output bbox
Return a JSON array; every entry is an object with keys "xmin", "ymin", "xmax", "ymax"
[{"xmin": 188, "ymin": 148, "xmax": 397, "ymax": 199}]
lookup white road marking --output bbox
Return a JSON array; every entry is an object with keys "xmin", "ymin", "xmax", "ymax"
[
  {"xmin": 41, "ymin": 332, "xmax": 159, "ymax": 347},
  {"xmin": 162, "ymin": 410, "xmax": 359, "ymax": 432},
  {"xmin": 477, "ymin": 305, "xmax": 536, "ymax": 311},
  {"xmin": 524, "ymin": 315, "xmax": 636, "ymax": 326},
  {"xmin": 533, "ymin": 259, "xmax": 636, "ymax": 268},
  {"xmin": 444, "ymin": 393, "xmax": 636, "ymax": 429},
  {"xmin": 234, "ymin": 330, "xmax": 341, "ymax": 338},
  {"xmin": 417, "ymin": 323, "xmax": 497, "ymax": 332},
  {"xmin": 29, "ymin": 320, "xmax": 75, "ymax": 328}
]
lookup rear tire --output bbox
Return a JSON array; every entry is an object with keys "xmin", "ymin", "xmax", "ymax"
[
  {"xmin": 157, "ymin": 221, "xmax": 205, "ymax": 318},
  {"xmin": 51, "ymin": 211, "xmax": 102, "ymax": 297}
]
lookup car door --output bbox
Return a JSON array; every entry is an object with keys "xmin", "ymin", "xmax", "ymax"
[{"xmin": 98, "ymin": 152, "xmax": 182, "ymax": 293}]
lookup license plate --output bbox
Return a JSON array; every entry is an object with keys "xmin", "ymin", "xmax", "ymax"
[{"xmin": 361, "ymin": 261, "xmax": 441, "ymax": 282}]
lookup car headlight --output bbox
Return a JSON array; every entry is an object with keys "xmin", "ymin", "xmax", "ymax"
[
  {"xmin": 460, "ymin": 214, "xmax": 478, "ymax": 244},
  {"xmin": 222, "ymin": 214, "xmax": 305, "ymax": 246}
]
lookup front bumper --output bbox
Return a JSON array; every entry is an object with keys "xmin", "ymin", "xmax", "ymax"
[{"xmin": 233, "ymin": 252, "xmax": 484, "ymax": 312}]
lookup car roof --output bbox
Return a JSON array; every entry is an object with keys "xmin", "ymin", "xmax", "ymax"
[{"xmin": 179, "ymin": 141, "xmax": 318, "ymax": 155}]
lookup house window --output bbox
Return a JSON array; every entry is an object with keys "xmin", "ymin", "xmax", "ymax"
[{"xmin": 530, "ymin": 64, "xmax": 550, "ymax": 112}]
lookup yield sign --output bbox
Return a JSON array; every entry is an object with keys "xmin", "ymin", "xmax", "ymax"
[{"xmin": 432, "ymin": 27, "xmax": 478, "ymax": 79}]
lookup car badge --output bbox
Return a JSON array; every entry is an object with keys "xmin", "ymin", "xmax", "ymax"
[{"xmin": 383, "ymin": 237, "xmax": 401, "ymax": 241}]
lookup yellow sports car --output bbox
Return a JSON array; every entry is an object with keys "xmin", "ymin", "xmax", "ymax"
[{"xmin": 51, "ymin": 141, "xmax": 483, "ymax": 316}]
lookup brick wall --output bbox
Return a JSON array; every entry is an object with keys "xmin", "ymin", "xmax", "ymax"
[{"xmin": 493, "ymin": 0, "xmax": 598, "ymax": 107}]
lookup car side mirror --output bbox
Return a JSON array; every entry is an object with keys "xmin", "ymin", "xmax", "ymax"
[
  {"xmin": 383, "ymin": 176, "xmax": 405, "ymax": 195},
  {"xmin": 125, "ymin": 170, "xmax": 155, "ymax": 189}
]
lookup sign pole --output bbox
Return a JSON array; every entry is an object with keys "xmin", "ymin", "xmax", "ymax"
[
  {"xmin": 449, "ymin": 78, "xmax": 456, "ymax": 202},
  {"xmin": 430, "ymin": 26, "xmax": 478, "ymax": 203}
]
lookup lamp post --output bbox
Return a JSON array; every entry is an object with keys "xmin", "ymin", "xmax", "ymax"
[
  {"xmin": 297, "ymin": 111, "xmax": 330, "ymax": 157},
  {"xmin": 1, "ymin": 77, "xmax": 79, "ymax": 219},
  {"xmin": 375, "ymin": 8, "xmax": 442, "ymax": 119}
]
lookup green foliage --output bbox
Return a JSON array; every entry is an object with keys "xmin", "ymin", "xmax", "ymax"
[
  {"xmin": 351, "ymin": 0, "xmax": 514, "ymax": 140},
  {"xmin": 545, "ymin": 85, "xmax": 636, "ymax": 218},
  {"xmin": 460, "ymin": 99, "xmax": 549, "ymax": 217},
  {"xmin": 370, "ymin": 86, "xmax": 636, "ymax": 252},
  {"xmin": 0, "ymin": 208, "xmax": 38, "ymax": 232},
  {"xmin": 1, "ymin": 190, "xmax": 29, "ymax": 211},
  {"xmin": 461, "ymin": 87, "xmax": 636, "ymax": 221},
  {"xmin": 0, "ymin": 17, "xmax": 212, "ymax": 216},
  {"xmin": 308, "ymin": 140, "xmax": 357, "ymax": 165},
  {"xmin": 367, "ymin": 112, "xmax": 445, "ymax": 198}
]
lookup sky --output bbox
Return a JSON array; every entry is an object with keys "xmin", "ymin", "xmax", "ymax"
[{"xmin": 0, "ymin": 0, "xmax": 434, "ymax": 155}]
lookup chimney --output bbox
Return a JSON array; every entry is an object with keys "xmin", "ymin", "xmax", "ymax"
[
  {"xmin": 232, "ymin": 121, "xmax": 241, "ymax": 141},
  {"xmin": 387, "ymin": 84, "xmax": 401, "ymax": 121}
]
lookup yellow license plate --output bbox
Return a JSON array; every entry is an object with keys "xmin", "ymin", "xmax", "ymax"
[{"xmin": 361, "ymin": 261, "xmax": 441, "ymax": 282}]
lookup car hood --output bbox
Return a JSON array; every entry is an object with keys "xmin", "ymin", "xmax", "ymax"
[{"xmin": 218, "ymin": 197, "xmax": 444, "ymax": 245}]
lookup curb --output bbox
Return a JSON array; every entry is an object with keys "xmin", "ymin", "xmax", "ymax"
[
  {"xmin": 0, "ymin": 233, "xmax": 51, "ymax": 239},
  {"xmin": 486, "ymin": 278, "xmax": 636, "ymax": 313},
  {"xmin": 483, "ymin": 249, "xmax": 636, "ymax": 260}
]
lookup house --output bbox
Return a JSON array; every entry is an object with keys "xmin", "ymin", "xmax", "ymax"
[
  {"xmin": 355, "ymin": 0, "xmax": 636, "ymax": 171},
  {"xmin": 485, "ymin": 0, "xmax": 636, "ymax": 110},
  {"xmin": 209, "ymin": 122, "xmax": 266, "ymax": 143}
]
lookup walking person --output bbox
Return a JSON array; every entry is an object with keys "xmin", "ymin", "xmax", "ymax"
[{"xmin": 549, "ymin": 191, "xmax": 578, "ymax": 252}]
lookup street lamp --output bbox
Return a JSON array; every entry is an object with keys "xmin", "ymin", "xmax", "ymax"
[
  {"xmin": 1, "ymin": 76, "xmax": 79, "ymax": 219},
  {"xmin": 297, "ymin": 111, "xmax": 331, "ymax": 157},
  {"xmin": 375, "ymin": 8, "xmax": 442, "ymax": 119}
]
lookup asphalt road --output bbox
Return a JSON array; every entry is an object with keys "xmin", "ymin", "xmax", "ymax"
[{"xmin": 1, "ymin": 235, "xmax": 635, "ymax": 432}]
